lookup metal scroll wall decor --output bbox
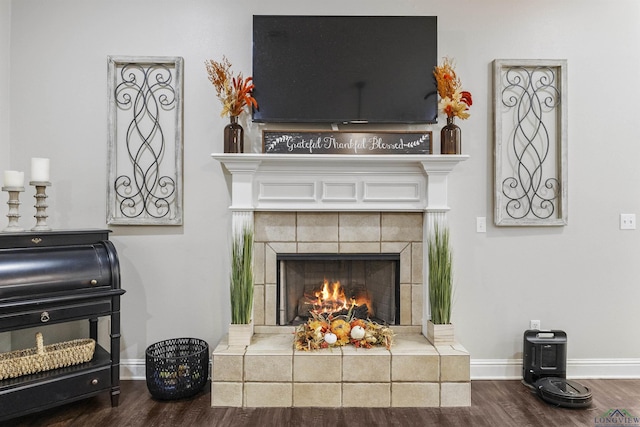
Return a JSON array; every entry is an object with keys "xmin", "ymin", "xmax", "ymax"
[
  {"xmin": 107, "ymin": 56, "xmax": 184, "ymax": 225},
  {"xmin": 493, "ymin": 59, "xmax": 567, "ymax": 226}
]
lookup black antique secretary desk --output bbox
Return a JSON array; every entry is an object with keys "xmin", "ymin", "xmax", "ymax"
[{"xmin": 0, "ymin": 229, "xmax": 125, "ymax": 421}]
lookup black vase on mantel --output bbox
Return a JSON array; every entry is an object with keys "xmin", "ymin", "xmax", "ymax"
[
  {"xmin": 224, "ymin": 115, "xmax": 244, "ymax": 153},
  {"xmin": 440, "ymin": 116, "xmax": 461, "ymax": 155}
]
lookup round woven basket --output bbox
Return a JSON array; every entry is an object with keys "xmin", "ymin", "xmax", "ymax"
[{"xmin": 145, "ymin": 338, "xmax": 209, "ymax": 400}]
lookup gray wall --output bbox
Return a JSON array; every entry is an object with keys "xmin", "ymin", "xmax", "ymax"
[
  {"xmin": 0, "ymin": 0, "xmax": 9, "ymax": 353},
  {"xmin": 0, "ymin": 0, "xmax": 10, "ymax": 170},
  {"xmin": 3, "ymin": 0, "xmax": 640, "ymax": 376}
]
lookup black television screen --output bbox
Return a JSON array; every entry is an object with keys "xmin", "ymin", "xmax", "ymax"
[{"xmin": 252, "ymin": 15, "xmax": 438, "ymax": 124}]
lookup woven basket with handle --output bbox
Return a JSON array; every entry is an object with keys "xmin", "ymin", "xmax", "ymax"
[{"xmin": 0, "ymin": 332, "xmax": 95, "ymax": 380}]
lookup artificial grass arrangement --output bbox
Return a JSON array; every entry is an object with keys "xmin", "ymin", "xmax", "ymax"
[
  {"xmin": 428, "ymin": 224, "xmax": 453, "ymax": 325},
  {"xmin": 230, "ymin": 225, "xmax": 254, "ymax": 325}
]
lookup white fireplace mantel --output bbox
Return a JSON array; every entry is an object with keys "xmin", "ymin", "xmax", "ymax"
[{"xmin": 212, "ymin": 153, "xmax": 468, "ymax": 214}]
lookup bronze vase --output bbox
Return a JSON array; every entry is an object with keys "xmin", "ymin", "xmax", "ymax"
[
  {"xmin": 440, "ymin": 116, "xmax": 461, "ymax": 154},
  {"xmin": 224, "ymin": 115, "xmax": 244, "ymax": 153}
]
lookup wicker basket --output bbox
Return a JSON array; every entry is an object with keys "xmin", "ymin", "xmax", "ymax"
[
  {"xmin": 0, "ymin": 332, "xmax": 96, "ymax": 380},
  {"xmin": 145, "ymin": 338, "xmax": 209, "ymax": 400}
]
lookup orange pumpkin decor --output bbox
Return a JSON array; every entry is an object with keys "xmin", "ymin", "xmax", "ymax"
[
  {"xmin": 330, "ymin": 319, "xmax": 351, "ymax": 345},
  {"xmin": 350, "ymin": 319, "xmax": 366, "ymax": 329}
]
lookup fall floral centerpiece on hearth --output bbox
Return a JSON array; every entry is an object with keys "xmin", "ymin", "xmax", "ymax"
[{"xmin": 294, "ymin": 308, "xmax": 394, "ymax": 351}]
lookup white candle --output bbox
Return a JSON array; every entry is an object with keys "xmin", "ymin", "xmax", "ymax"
[
  {"xmin": 3, "ymin": 170, "xmax": 25, "ymax": 187},
  {"xmin": 31, "ymin": 158, "xmax": 50, "ymax": 182}
]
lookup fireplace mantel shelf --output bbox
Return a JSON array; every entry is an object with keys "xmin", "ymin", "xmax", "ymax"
[
  {"xmin": 212, "ymin": 153, "xmax": 468, "ymax": 212},
  {"xmin": 212, "ymin": 153, "xmax": 468, "ymax": 174}
]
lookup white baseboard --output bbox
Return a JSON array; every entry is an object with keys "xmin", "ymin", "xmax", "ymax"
[
  {"xmin": 471, "ymin": 359, "xmax": 523, "ymax": 380},
  {"xmin": 470, "ymin": 358, "xmax": 640, "ymax": 380},
  {"xmin": 119, "ymin": 358, "xmax": 640, "ymax": 381},
  {"xmin": 565, "ymin": 358, "xmax": 640, "ymax": 379},
  {"xmin": 120, "ymin": 358, "xmax": 146, "ymax": 381}
]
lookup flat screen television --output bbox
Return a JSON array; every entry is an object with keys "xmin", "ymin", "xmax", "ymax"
[{"xmin": 252, "ymin": 15, "xmax": 438, "ymax": 125}]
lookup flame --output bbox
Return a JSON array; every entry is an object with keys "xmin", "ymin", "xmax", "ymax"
[
  {"xmin": 308, "ymin": 278, "xmax": 373, "ymax": 317},
  {"xmin": 313, "ymin": 279, "xmax": 352, "ymax": 313}
]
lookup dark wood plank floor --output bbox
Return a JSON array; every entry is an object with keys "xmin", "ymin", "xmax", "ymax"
[{"xmin": 3, "ymin": 379, "xmax": 640, "ymax": 426}]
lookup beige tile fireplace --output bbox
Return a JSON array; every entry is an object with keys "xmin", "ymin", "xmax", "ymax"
[
  {"xmin": 211, "ymin": 154, "xmax": 470, "ymax": 408},
  {"xmin": 253, "ymin": 211, "xmax": 424, "ymax": 327}
]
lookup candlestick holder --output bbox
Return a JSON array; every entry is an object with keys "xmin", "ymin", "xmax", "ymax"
[
  {"xmin": 2, "ymin": 186, "xmax": 25, "ymax": 232},
  {"xmin": 30, "ymin": 181, "xmax": 52, "ymax": 231}
]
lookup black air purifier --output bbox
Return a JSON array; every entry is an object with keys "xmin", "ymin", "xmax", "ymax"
[{"xmin": 522, "ymin": 330, "xmax": 592, "ymax": 408}]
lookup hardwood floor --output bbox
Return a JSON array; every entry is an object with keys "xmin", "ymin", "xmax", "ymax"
[{"xmin": 3, "ymin": 379, "xmax": 640, "ymax": 426}]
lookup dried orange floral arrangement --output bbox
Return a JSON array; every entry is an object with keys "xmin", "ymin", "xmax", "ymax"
[
  {"xmin": 294, "ymin": 308, "xmax": 394, "ymax": 351},
  {"xmin": 205, "ymin": 56, "xmax": 258, "ymax": 117},
  {"xmin": 433, "ymin": 57, "xmax": 472, "ymax": 119}
]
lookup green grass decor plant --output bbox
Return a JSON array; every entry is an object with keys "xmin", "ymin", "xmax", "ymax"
[
  {"xmin": 428, "ymin": 224, "xmax": 453, "ymax": 325},
  {"xmin": 230, "ymin": 225, "xmax": 254, "ymax": 325}
]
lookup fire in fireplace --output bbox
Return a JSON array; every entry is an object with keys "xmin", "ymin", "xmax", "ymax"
[
  {"xmin": 277, "ymin": 253, "xmax": 400, "ymax": 326},
  {"xmin": 299, "ymin": 277, "xmax": 373, "ymax": 319}
]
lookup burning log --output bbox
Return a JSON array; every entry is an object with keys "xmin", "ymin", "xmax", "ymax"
[
  {"xmin": 296, "ymin": 279, "xmax": 373, "ymax": 320},
  {"xmin": 296, "ymin": 299, "xmax": 370, "ymax": 320}
]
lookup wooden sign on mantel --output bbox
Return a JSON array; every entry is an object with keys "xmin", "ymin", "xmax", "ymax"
[{"xmin": 263, "ymin": 130, "xmax": 432, "ymax": 155}]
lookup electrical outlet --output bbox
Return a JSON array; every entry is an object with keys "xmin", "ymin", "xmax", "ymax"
[
  {"xmin": 476, "ymin": 217, "xmax": 486, "ymax": 233},
  {"xmin": 530, "ymin": 320, "xmax": 541, "ymax": 330},
  {"xmin": 620, "ymin": 213, "xmax": 636, "ymax": 230}
]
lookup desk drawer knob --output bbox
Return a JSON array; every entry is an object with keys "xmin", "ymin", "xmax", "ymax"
[
  {"xmin": 90, "ymin": 279, "xmax": 98, "ymax": 285},
  {"xmin": 91, "ymin": 379, "xmax": 99, "ymax": 385},
  {"xmin": 40, "ymin": 311, "xmax": 50, "ymax": 323}
]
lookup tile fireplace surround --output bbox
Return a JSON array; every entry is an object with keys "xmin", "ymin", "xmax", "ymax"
[{"xmin": 211, "ymin": 154, "xmax": 470, "ymax": 408}]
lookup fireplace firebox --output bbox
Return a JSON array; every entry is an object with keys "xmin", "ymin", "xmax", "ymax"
[{"xmin": 277, "ymin": 253, "xmax": 400, "ymax": 326}]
